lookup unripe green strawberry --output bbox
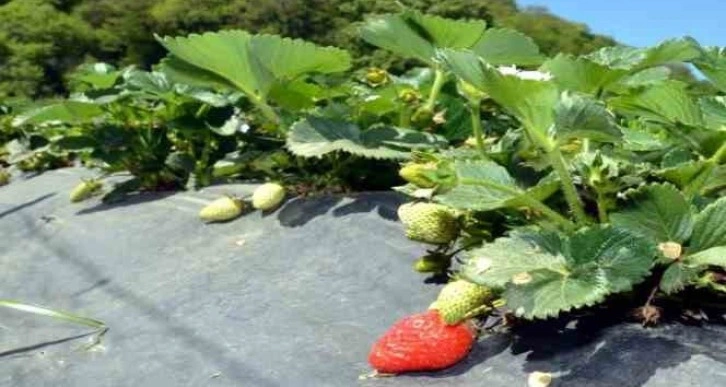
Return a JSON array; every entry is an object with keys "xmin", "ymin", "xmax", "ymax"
[
  {"xmin": 397, "ymin": 202, "xmax": 459, "ymax": 244},
  {"xmin": 399, "ymin": 162, "xmax": 437, "ymax": 188},
  {"xmin": 411, "ymin": 107, "xmax": 435, "ymax": 127},
  {"xmin": 252, "ymin": 183, "xmax": 286, "ymax": 211},
  {"xmin": 365, "ymin": 67, "xmax": 389, "ymax": 86},
  {"xmin": 199, "ymin": 196, "xmax": 244, "ymax": 223},
  {"xmin": 398, "ymin": 88, "xmax": 420, "ymax": 104},
  {"xmin": 457, "ymin": 80, "xmax": 486, "ymax": 101},
  {"xmin": 70, "ymin": 179, "xmax": 103, "ymax": 203},
  {"xmin": 429, "ymin": 279, "xmax": 494, "ymax": 325},
  {"xmin": 0, "ymin": 169, "xmax": 9, "ymax": 186},
  {"xmin": 413, "ymin": 253, "xmax": 450, "ymax": 273}
]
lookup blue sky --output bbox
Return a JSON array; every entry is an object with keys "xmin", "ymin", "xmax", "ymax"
[{"xmin": 517, "ymin": 0, "xmax": 725, "ymax": 48}]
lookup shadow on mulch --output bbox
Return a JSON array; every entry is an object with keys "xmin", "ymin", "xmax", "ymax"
[
  {"xmin": 398, "ymin": 308, "xmax": 726, "ymax": 386},
  {"xmin": 75, "ymin": 191, "xmax": 176, "ymax": 216},
  {"xmin": 276, "ymin": 191, "xmax": 407, "ymax": 228},
  {"xmin": 0, "ymin": 192, "xmax": 56, "ymax": 220}
]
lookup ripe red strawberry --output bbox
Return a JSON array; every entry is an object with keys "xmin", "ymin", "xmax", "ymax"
[{"xmin": 368, "ymin": 310, "xmax": 476, "ymax": 374}]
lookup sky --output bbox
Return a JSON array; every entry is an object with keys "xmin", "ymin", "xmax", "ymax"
[{"xmin": 517, "ymin": 0, "xmax": 725, "ymax": 48}]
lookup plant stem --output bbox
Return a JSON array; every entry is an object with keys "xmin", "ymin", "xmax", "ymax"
[
  {"xmin": 596, "ymin": 191, "xmax": 609, "ymax": 223},
  {"xmin": 517, "ymin": 194, "xmax": 578, "ymax": 233},
  {"xmin": 459, "ymin": 177, "xmax": 576, "ymax": 232},
  {"xmin": 468, "ymin": 98, "xmax": 487, "ymax": 157},
  {"xmin": 251, "ymin": 95, "xmax": 281, "ymax": 126},
  {"xmin": 710, "ymin": 141, "xmax": 726, "ymax": 164},
  {"xmin": 399, "ymin": 106, "xmax": 411, "ymax": 128},
  {"xmin": 194, "ymin": 103, "xmax": 211, "ymax": 119},
  {"xmin": 546, "ymin": 147, "xmax": 589, "ymax": 226},
  {"xmin": 423, "ymin": 68, "xmax": 446, "ymax": 111}
]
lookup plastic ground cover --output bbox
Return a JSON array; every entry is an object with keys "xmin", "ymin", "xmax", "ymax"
[{"xmin": 2, "ymin": 168, "xmax": 726, "ymax": 386}]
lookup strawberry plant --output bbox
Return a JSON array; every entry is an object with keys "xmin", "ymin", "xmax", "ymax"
[{"xmin": 2, "ymin": 7, "xmax": 726, "ymax": 379}]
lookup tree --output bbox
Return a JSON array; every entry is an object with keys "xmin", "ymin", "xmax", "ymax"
[
  {"xmin": 0, "ymin": 0, "xmax": 618, "ymax": 98},
  {"xmin": 0, "ymin": 0, "xmax": 94, "ymax": 97}
]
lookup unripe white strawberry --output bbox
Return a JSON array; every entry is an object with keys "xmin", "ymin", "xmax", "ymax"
[
  {"xmin": 0, "ymin": 169, "xmax": 9, "ymax": 186},
  {"xmin": 70, "ymin": 179, "xmax": 103, "ymax": 203},
  {"xmin": 399, "ymin": 162, "xmax": 437, "ymax": 188},
  {"xmin": 200, "ymin": 196, "xmax": 244, "ymax": 223},
  {"xmin": 252, "ymin": 183, "xmax": 286, "ymax": 211},
  {"xmin": 429, "ymin": 280, "xmax": 495, "ymax": 325},
  {"xmin": 397, "ymin": 202, "xmax": 459, "ymax": 244},
  {"xmin": 528, "ymin": 371, "xmax": 553, "ymax": 387}
]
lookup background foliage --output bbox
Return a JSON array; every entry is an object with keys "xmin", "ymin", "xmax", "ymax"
[{"xmin": 0, "ymin": 0, "xmax": 616, "ymax": 98}]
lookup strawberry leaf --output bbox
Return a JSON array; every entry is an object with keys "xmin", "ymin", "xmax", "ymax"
[
  {"xmin": 552, "ymin": 91, "xmax": 622, "ymax": 144},
  {"xmin": 540, "ymin": 54, "xmax": 628, "ymax": 94},
  {"xmin": 587, "ymin": 37, "xmax": 702, "ymax": 71},
  {"xmin": 461, "ymin": 235, "xmax": 568, "ymax": 288},
  {"xmin": 611, "ymin": 184, "xmax": 694, "ymax": 244},
  {"xmin": 463, "ymin": 227, "xmax": 655, "ymax": 319},
  {"xmin": 693, "ymin": 46, "xmax": 726, "ymax": 93},
  {"xmin": 360, "ymin": 11, "xmax": 485, "ymax": 65},
  {"xmin": 609, "ymin": 80, "xmax": 705, "ymax": 128},
  {"xmin": 286, "ymin": 117, "xmax": 445, "ymax": 159},
  {"xmin": 660, "ymin": 262, "xmax": 700, "ymax": 294},
  {"xmin": 689, "ymin": 197, "xmax": 726, "ymax": 252},
  {"xmin": 157, "ymin": 31, "xmax": 350, "ymax": 98},
  {"xmin": 13, "ymin": 101, "xmax": 104, "ymax": 126},
  {"xmin": 434, "ymin": 160, "xmax": 557, "ymax": 211},
  {"xmin": 440, "ymin": 50, "xmax": 558, "ymax": 137},
  {"xmin": 687, "ymin": 246, "xmax": 726, "ymax": 267},
  {"xmin": 471, "ymin": 28, "xmax": 545, "ymax": 66}
]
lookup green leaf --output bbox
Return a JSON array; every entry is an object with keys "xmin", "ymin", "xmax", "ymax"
[
  {"xmin": 700, "ymin": 96, "xmax": 726, "ymax": 130},
  {"xmin": 434, "ymin": 159, "xmax": 522, "ymax": 211},
  {"xmin": 566, "ymin": 227, "xmax": 653, "ymax": 293},
  {"xmin": 660, "ymin": 262, "xmax": 700, "ymax": 294},
  {"xmin": 621, "ymin": 125, "xmax": 669, "ymax": 151},
  {"xmin": 439, "ymin": 49, "xmax": 487, "ymax": 87},
  {"xmin": 13, "ymin": 101, "xmax": 104, "ymax": 126},
  {"xmin": 552, "ymin": 92, "xmax": 621, "ymax": 144},
  {"xmin": 157, "ymin": 31, "xmax": 350, "ymax": 98},
  {"xmin": 268, "ymin": 79, "xmax": 324, "ymax": 110},
  {"xmin": 250, "ymin": 34, "xmax": 352, "ymax": 81},
  {"xmin": 636, "ymin": 37, "xmax": 703, "ymax": 69},
  {"xmin": 360, "ymin": 11, "xmax": 485, "ymax": 65},
  {"xmin": 611, "ymin": 184, "xmax": 694, "ymax": 243},
  {"xmin": 441, "ymin": 50, "xmax": 558, "ymax": 136},
  {"xmin": 540, "ymin": 54, "xmax": 627, "ymax": 94},
  {"xmin": 617, "ymin": 67, "xmax": 671, "ymax": 88},
  {"xmin": 407, "ymin": 11, "xmax": 485, "ymax": 50},
  {"xmin": 157, "ymin": 56, "xmax": 235, "ymax": 91},
  {"xmin": 694, "ymin": 47, "xmax": 726, "ymax": 92},
  {"xmin": 461, "ymin": 235, "xmax": 568, "ymax": 288},
  {"xmin": 586, "ymin": 45, "xmax": 647, "ymax": 70},
  {"xmin": 703, "ymin": 164, "xmax": 726, "ymax": 194},
  {"xmin": 687, "ymin": 246, "xmax": 726, "ymax": 267},
  {"xmin": 657, "ymin": 160, "xmax": 715, "ymax": 195},
  {"xmin": 464, "ymin": 227, "xmax": 654, "ymax": 319},
  {"xmin": 286, "ymin": 117, "xmax": 444, "ymax": 159},
  {"xmin": 471, "ymin": 28, "xmax": 545, "ymax": 66},
  {"xmin": 124, "ymin": 69, "xmax": 173, "ymax": 95},
  {"xmin": 689, "ymin": 197, "xmax": 726, "ymax": 252},
  {"xmin": 609, "ymin": 81, "xmax": 704, "ymax": 127},
  {"xmin": 587, "ymin": 37, "xmax": 702, "ymax": 70},
  {"xmin": 157, "ymin": 30, "xmax": 267, "ymax": 96},
  {"xmin": 70, "ymin": 62, "xmax": 121, "ymax": 90}
]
